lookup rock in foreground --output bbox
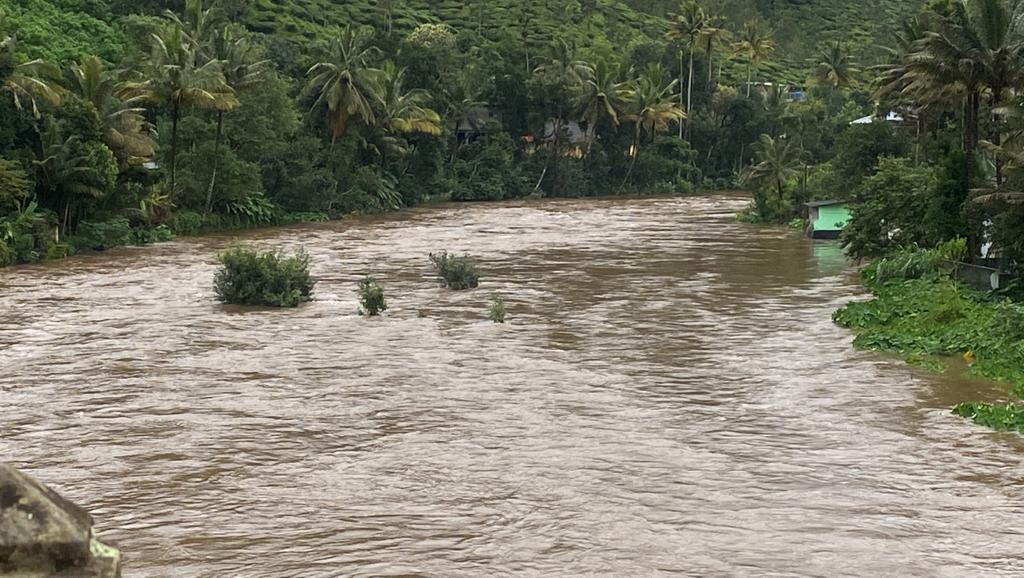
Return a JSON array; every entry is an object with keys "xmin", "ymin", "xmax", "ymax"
[{"xmin": 0, "ymin": 464, "xmax": 120, "ymax": 577}]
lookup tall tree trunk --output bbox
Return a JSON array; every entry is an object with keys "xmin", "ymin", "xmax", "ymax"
[
  {"xmin": 534, "ymin": 117, "xmax": 562, "ymax": 194},
  {"xmin": 746, "ymin": 62, "xmax": 752, "ymax": 97},
  {"xmin": 964, "ymin": 89, "xmax": 979, "ymax": 187},
  {"xmin": 620, "ymin": 127, "xmax": 641, "ymax": 192},
  {"xmin": 62, "ymin": 200, "xmax": 71, "ymax": 239},
  {"xmin": 686, "ymin": 44, "xmax": 695, "ymax": 142},
  {"xmin": 679, "ymin": 49, "xmax": 685, "ymax": 139},
  {"xmin": 170, "ymin": 101, "xmax": 180, "ymax": 198},
  {"xmin": 707, "ymin": 39, "xmax": 714, "ymax": 91},
  {"xmin": 915, "ymin": 117, "xmax": 922, "ymax": 166},
  {"xmin": 990, "ymin": 92, "xmax": 1004, "ymax": 187},
  {"xmin": 205, "ymin": 111, "xmax": 225, "ymax": 214}
]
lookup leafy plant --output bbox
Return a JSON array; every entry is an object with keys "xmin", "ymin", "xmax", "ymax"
[
  {"xmin": 357, "ymin": 276, "xmax": 387, "ymax": 316},
  {"xmin": 45, "ymin": 242, "xmax": 72, "ymax": 260},
  {"xmin": 0, "ymin": 237, "xmax": 13, "ymax": 266},
  {"xmin": 131, "ymin": 224, "xmax": 174, "ymax": 245},
  {"xmin": 73, "ymin": 218, "xmax": 132, "ymax": 251},
  {"xmin": 488, "ymin": 295, "xmax": 507, "ymax": 323},
  {"xmin": 214, "ymin": 245, "xmax": 314, "ymax": 307},
  {"xmin": 952, "ymin": 402, "xmax": 1024, "ymax": 433},
  {"xmin": 429, "ymin": 251, "xmax": 480, "ymax": 290},
  {"xmin": 836, "ymin": 273, "xmax": 1024, "ymax": 433},
  {"xmin": 862, "ymin": 240, "xmax": 967, "ymax": 286}
]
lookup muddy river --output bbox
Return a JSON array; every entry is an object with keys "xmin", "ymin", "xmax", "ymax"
[{"xmin": 2, "ymin": 195, "xmax": 1023, "ymax": 576}]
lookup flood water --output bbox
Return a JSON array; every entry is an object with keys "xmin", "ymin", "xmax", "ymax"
[{"xmin": 3, "ymin": 194, "xmax": 1024, "ymax": 577}]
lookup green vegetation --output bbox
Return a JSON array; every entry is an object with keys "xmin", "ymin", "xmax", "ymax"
[
  {"xmin": 488, "ymin": 295, "xmax": 507, "ymax": 323},
  {"xmin": 952, "ymin": 403, "xmax": 1024, "ymax": 433},
  {"xmin": 213, "ymin": 246, "xmax": 314, "ymax": 307},
  {"xmin": 1, "ymin": 0, "xmax": 938, "ymax": 269},
  {"xmin": 430, "ymin": 251, "xmax": 480, "ymax": 290},
  {"xmin": 800, "ymin": 0, "xmax": 1024, "ymax": 435},
  {"xmin": 357, "ymin": 276, "xmax": 387, "ymax": 316},
  {"xmin": 835, "ymin": 245, "xmax": 1024, "ymax": 432}
]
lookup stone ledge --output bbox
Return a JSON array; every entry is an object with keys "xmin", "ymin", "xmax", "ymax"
[{"xmin": 0, "ymin": 464, "xmax": 121, "ymax": 578}]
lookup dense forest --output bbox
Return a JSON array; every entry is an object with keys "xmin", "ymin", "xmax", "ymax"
[{"xmin": 1, "ymin": 0, "xmax": 1022, "ymax": 273}]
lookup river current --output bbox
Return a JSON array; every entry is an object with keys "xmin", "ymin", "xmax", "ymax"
[{"xmin": 2, "ymin": 195, "xmax": 1023, "ymax": 576}]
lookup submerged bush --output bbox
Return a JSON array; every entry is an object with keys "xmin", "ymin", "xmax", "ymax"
[
  {"xmin": 45, "ymin": 242, "xmax": 73, "ymax": 260},
  {"xmin": 953, "ymin": 402, "xmax": 1024, "ymax": 433},
  {"xmin": 0, "ymin": 238, "xmax": 13, "ymax": 267},
  {"xmin": 171, "ymin": 211, "xmax": 204, "ymax": 236},
  {"xmin": 836, "ymin": 273, "xmax": 1024, "ymax": 432},
  {"xmin": 358, "ymin": 277, "xmax": 387, "ymax": 316},
  {"xmin": 74, "ymin": 218, "xmax": 132, "ymax": 251},
  {"xmin": 131, "ymin": 225, "xmax": 174, "ymax": 245},
  {"xmin": 214, "ymin": 246, "xmax": 314, "ymax": 307},
  {"xmin": 429, "ymin": 251, "xmax": 480, "ymax": 290},
  {"xmin": 488, "ymin": 295, "xmax": 507, "ymax": 323},
  {"xmin": 862, "ymin": 238, "xmax": 967, "ymax": 286}
]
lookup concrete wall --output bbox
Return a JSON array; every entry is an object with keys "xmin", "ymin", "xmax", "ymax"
[{"xmin": 813, "ymin": 204, "xmax": 851, "ymax": 232}]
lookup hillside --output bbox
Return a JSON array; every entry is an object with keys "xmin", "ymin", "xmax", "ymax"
[{"xmin": 4, "ymin": 0, "xmax": 924, "ymax": 84}]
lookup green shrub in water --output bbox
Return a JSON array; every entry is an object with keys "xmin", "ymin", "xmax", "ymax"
[
  {"xmin": 952, "ymin": 402, "xmax": 1024, "ymax": 433},
  {"xmin": 429, "ymin": 251, "xmax": 480, "ymax": 290},
  {"xmin": 358, "ymin": 277, "xmax": 387, "ymax": 316},
  {"xmin": 131, "ymin": 225, "xmax": 174, "ymax": 245},
  {"xmin": 488, "ymin": 295, "xmax": 507, "ymax": 323},
  {"xmin": 45, "ymin": 242, "xmax": 73, "ymax": 261},
  {"xmin": 0, "ymin": 238, "xmax": 13, "ymax": 267},
  {"xmin": 863, "ymin": 238, "xmax": 967, "ymax": 286},
  {"xmin": 835, "ymin": 273, "xmax": 1024, "ymax": 433},
  {"xmin": 214, "ymin": 246, "xmax": 314, "ymax": 307},
  {"xmin": 74, "ymin": 218, "xmax": 132, "ymax": 251},
  {"xmin": 171, "ymin": 211, "xmax": 204, "ymax": 236}
]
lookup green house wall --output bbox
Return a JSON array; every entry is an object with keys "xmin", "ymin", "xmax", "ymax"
[{"xmin": 813, "ymin": 204, "xmax": 851, "ymax": 232}]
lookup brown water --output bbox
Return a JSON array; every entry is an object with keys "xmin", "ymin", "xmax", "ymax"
[{"xmin": 3, "ymin": 195, "xmax": 1024, "ymax": 577}]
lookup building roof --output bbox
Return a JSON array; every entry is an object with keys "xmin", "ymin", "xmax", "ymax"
[
  {"xmin": 849, "ymin": 111, "xmax": 905, "ymax": 125},
  {"xmin": 805, "ymin": 199, "xmax": 847, "ymax": 208},
  {"xmin": 543, "ymin": 120, "xmax": 587, "ymax": 144}
]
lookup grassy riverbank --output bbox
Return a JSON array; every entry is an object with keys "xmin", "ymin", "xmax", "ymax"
[{"xmin": 834, "ymin": 249, "xmax": 1024, "ymax": 433}]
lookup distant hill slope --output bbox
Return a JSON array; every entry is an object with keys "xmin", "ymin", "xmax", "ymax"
[
  {"xmin": 729, "ymin": 0, "xmax": 925, "ymax": 80},
  {"xmin": 6, "ymin": 0, "xmax": 924, "ymax": 84},
  {"xmin": 245, "ymin": 0, "xmax": 926, "ymax": 84}
]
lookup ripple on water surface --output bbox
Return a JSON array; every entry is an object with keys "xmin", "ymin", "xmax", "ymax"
[{"xmin": 2, "ymin": 195, "xmax": 1023, "ymax": 577}]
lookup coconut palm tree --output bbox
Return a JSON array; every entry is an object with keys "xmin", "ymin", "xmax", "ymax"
[
  {"xmin": 0, "ymin": 17, "xmax": 63, "ymax": 116},
  {"xmin": 620, "ymin": 64, "xmax": 685, "ymax": 189},
  {"xmin": 886, "ymin": 0, "xmax": 1024, "ymax": 185},
  {"xmin": 701, "ymin": 14, "xmax": 729, "ymax": 91},
  {"xmin": 380, "ymin": 0, "xmax": 395, "ymax": 35},
  {"xmin": 164, "ymin": 0, "xmax": 221, "ymax": 60},
  {"xmin": 815, "ymin": 41, "xmax": 859, "ymax": 89},
  {"xmin": 532, "ymin": 39, "xmax": 590, "ymax": 191},
  {"xmin": 122, "ymin": 25, "xmax": 238, "ymax": 197},
  {"xmin": 305, "ymin": 26, "xmax": 382, "ymax": 143},
  {"xmin": 441, "ymin": 72, "xmax": 486, "ymax": 163},
  {"xmin": 667, "ymin": 1, "xmax": 706, "ymax": 140},
  {"xmin": 742, "ymin": 134, "xmax": 804, "ymax": 203},
  {"xmin": 734, "ymin": 20, "xmax": 774, "ymax": 97},
  {"xmin": 574, "ymin": 59, "xmax": 630, "ymax": 153},
  {"xmin": 375, "ymin": 62, "xmax": 442, "ymax": 137},
  {"xmin": 205, "ymin": 25, "xmax": 270, "ymax": 212},
  {"xmin": 761, "ymin": 84, "xmax": 790, "ymax": 137},
  {"xmin": 876, "ymin": 16, "xmax": 955, "ymax": 110},
  {"xmin": 533, "ymin": 39, "xmax": 590, "ymax": 137},
  {"xmin": 33, "ymin": 124, "xmax": 113, "ymax": 234},
  {"xmin": 68, "ymin": 56, "xmax": 155, "ymax": 166}
]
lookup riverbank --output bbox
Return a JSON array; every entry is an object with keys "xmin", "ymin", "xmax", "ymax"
[
  {"xmin": 833, "ymin": 248, "xmax": 1024, "ymax": 433},
  {"xmin": 0, "ymin": 191, "xmax": 732, "ymax": 270}
]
